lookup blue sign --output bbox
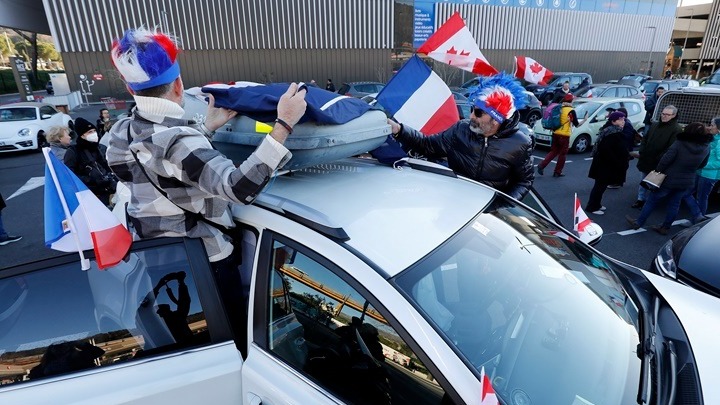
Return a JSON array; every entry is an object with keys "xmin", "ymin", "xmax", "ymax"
[{"xmin": 414, "ymin": 3, "xmax": 435, "ymax": 49}]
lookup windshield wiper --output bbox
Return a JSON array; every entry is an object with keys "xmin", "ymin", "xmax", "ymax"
[{"xmin": 638, "ymin": 296, "xmax": 678, "ymax": 405}]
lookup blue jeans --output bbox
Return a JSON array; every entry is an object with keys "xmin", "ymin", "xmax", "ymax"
[
  {"xmin": 636, "ymin": 187, "xmax": 701, "ymax": 228},
  {"xmin": 636, "ymin": 171, "xmax": 649, "ymax": 202},
  {"xmin": 0, "ymin": 211, "xmax": 6, "ymax": 239},
  {"xmin": 695, "ymin": 175, "xmax": 717, "ymax": 215}
]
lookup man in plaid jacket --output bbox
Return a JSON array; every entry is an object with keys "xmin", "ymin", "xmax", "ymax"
[{"xmin": 106, "ymin": 28, "xmax": 306, "ymax": 275}]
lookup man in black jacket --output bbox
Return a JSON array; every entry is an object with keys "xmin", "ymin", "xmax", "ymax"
[{"xmin": 387, "ymin": 73, "xmax": 534, "ymax": 200}]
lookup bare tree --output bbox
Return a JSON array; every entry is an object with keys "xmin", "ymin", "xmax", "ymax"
[{"xmin": 13, "ymin": 30, "xmax": 38, "ymax": 87}]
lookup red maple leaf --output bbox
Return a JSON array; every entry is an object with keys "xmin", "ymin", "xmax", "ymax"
[
  {"xmin": 530, "ymin": 62, "xmax": 544, "ymax": 75},
  {"xmin": 446, "ymin": 47, "xmax": 471, "ymax": 56}
]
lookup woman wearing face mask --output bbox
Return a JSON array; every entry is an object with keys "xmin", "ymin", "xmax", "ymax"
[{"xmin": 64, "ymin": 117, "xmax": 117, "ymax": 205}]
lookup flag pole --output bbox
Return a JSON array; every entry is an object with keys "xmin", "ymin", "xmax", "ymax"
[{"xmin": 43, "ymin": 148, "xmax": 91, "ymax": 270}]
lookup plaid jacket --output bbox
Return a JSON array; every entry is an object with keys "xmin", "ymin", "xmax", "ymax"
[{"xmin": 106, "ymin": 97, "xmax": 290, "ymax": 262}]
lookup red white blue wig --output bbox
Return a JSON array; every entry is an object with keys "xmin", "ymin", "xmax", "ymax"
[
  {"xmin": 469, "ymin": 73, "xmax": 527, "ymax": 124},
  {"xmin": 111, "ymin": 27, "xmax": 181, "ymax": 92}
]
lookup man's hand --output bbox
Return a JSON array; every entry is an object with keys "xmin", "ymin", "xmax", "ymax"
[
  {"xmin": 387, "ymin": 119, "xmax": 401, "ymax": 135},
  {"xmin": 277, "ymin": 82, "xmax": 307, "ymax": 127},
  {"xmin": 204, "ymin": 94, "xmax": 238, "ymax": 132}
]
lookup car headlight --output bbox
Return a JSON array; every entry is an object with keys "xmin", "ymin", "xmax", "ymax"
[
  {"xmin": 17, "ymin": 128, "xmax": 31, "ymax": 137},
  {"xmin": 654, "ymin": 239, "xmax": 677, "ymax": 279}
]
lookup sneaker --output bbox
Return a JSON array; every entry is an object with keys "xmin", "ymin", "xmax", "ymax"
[
  {"xmin": 600, "ymin": 206, "xmax": 607, "ymax": 211},
  {"xmin": 607, "ymin": 184, "xmax": 622, "ymax": 189},
  {"xmin": 650, "ymin": 225, "xmax": 670, "ymax": 235},
  {"xmin": 0, "ymin": 235, "xmax": 22, "ymax": 246},
  {"xmin": 553, "ymin": 173, "xmax": 565, "ymax": 177},
  {"xmin": 692, "ymin": 215, "xmax": 710, "ymax": 225},
  {"xmin": 625, "ymin": 215, "xmax": 641, "ymax": 230},
  {"xmin": 591, "ymin": 210, "xmax": 605, "ymax": 215},
  {"xmin": 631, "ymin": 200, "xmax": 645, "ymax": 209},
  {"xmin": 536, "ymin": 165, "xmax": 544, "ymax": 175}
]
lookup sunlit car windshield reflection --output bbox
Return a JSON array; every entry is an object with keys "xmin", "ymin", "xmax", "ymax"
[{"xmin": 395, "ymin": 195, "xmax": 641, "ymax": 405}]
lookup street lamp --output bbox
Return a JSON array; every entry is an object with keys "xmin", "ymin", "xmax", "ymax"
[
  {"xmin": 679, "ymin": 8, "xmax": 695, "ymax": 72},
  {"xmin": 646, "ymin": 26, "xmax": 658, "ymax": 77}
]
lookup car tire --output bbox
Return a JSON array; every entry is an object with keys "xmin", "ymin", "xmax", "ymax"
[
  {"xmin": 572, "ymin": 134, "xmax": 591, "ymax": 154},
  {"xmin": 525, "ymin": 111, "xmax": 541, "ymax": 127},
  {"xmin": 36, "ymin": 131, "xmax": 48, "ymax": 151}
]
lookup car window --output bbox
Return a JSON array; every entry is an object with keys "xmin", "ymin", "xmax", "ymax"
[
  {"xmin": 622, "ymin": 101, "xmax": 643, "ymax": 117},
  {"xmin": 39, "ymin": 106, "xmax": 57, "ymax": 117},
  {"xmin": 569, "ymin": 76, "xmax": 583, "ymax": 87},
  {"xmin": 457, "ymin": 103, "xmax": 471, "ymax": 119},
  {"xmin": 0, "ymin": 241, "xmax": 212, "ymax": 386},
  {"xmin": 355, "ymin": 84, "xmax": 375, "ymax": 93},
  {"xmin": 603, "ymin": 87, "xmax": 618, "ymax": 97},
  {"xmin": 616, "ymin": 88, "xmax": 629, "ymax": 97},
  {"xmin": 263, "ymin": 239, "xmax": 448, "ymax": 405},
  {"xmin": 629, "ymin": 88, "xmax": 639, "ymax": 96},
  {"xmin": 596, "ymin": 102, "xmax": 622, "ymax": 121},
  {"xmin": 0, "ymin": 108, "xmax": 36, "ymax": 121},
  {"xmin": 573, "ymin": 101, "xmax": 602, "ymax": 118},
  {"xmin": 374, "ymin": 84, "xmax": 385, "ymax": 93}
]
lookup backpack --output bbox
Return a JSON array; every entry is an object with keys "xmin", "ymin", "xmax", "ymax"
[{"xmin": 541, "ymin": 103, "xmax": 563, "ymax": 131}]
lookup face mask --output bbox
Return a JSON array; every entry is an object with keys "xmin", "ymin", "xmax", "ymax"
[{"xmin": 85, "ymin": 132, "xmax": 99, "ymax": 143}]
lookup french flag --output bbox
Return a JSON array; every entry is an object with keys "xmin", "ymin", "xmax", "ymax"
[
  {"xmin": 417, "ymin": 12, "xmax": 498, "ymax": 76},
  {"xmin": 43, "ymin": 148, "xmax": 131, "ymax": 270},
  {"xmin": 376, "ymin": 55, "xmax": 459, "ymax": 134}
]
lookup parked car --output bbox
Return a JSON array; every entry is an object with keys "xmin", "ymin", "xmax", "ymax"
[
  {"xmin": 651, "ymin": 87, "xmax": 720, "ymax": 126},
  {"xmin": 0, "ymin": 102, "xmax": 73, "ymax": 153},
  {"xmin": 641, "ymin": 79, "xmax": 684, "ymax": 96},
  {"xmin": 573, "ymin": 84, "xmax": 644, "ymax": 100},
  {"xmin": 674, "ymin": 79, "xmax": 700, "ymax": 88},
  {"xmin": 617, "ymin": 73, "xmax": 652, "ymax": 89},
  {"xmin": 524, "ymin": 72, "xmax": 593, "ymax": 105},
  {"xmin": 533, "ymin": 97, "xmax": 645, "ymax": 153},
  {"xmin": 701, "ymin": 69, "xmax": 720, "ymax": 89},
  {"xmin": 337, "ymin": 81, "xmax": 385, "ymax": 98},
  {"xmin": 5, "ymin": 155, "xmax": 720, "ymax": 404},
  {"xmin": 651, "ymin": 212, "xmax": 720, "ymax": 296}
]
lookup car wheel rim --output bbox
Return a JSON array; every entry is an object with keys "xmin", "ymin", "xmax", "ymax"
[
  {"xmin": 575, "ymin": 136, "xmax": 589, "ymax": 153},
  {"xmin": 527, "ymin": 112, "xmax": 540, "ymax": 126}
]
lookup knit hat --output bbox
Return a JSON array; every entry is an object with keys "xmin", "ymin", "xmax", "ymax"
[
  {"xmin": 469, "ymin": 73, "xmax": 528, "ymax": 124},
  {"xmin": 111, "ymin": 27, "xmax": 181, "ymax": 92},
  {"xmin": 608, "ymin": 111, "xmax": 626, "ymax": 122},
  {"xmin": 562, "ymin": 93, "xmax": 574, "ymax": 103},
  {"xmin": 74, "ymin": 117, "xmax": 96, "ymax": 136}
]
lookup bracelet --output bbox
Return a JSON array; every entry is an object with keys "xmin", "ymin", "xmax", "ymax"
[
  {"xmin": 275, "ymin": 118, "xmax": 293, "ymax": 134},
  {"xmin": 199, "ymin": 122, "xmax": 215, "ymax": 137}
]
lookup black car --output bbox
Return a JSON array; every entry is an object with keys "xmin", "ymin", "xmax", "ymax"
[
  {"xmin": 652, "ymin": 215, "xmax": 719, "ymax": 297},
  {"xmin": 525, "ymin": 72, "xmax": 592, "ymax": 105}
]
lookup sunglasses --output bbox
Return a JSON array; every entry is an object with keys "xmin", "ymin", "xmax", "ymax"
[{"xmin": 472, "ymin": 107, "xmax": 485, "ymax": 117}]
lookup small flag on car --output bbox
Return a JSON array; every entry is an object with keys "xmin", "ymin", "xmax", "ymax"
[
  {"xmin": 574, "ymin": 193, "xmax": 592, "ymax": 234},
  {"xmin": 43, "ymin": 148, "xmax": 131, "ymax": 270}
]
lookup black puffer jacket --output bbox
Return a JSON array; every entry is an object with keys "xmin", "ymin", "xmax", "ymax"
[
  {"xmin": 64, "ymin": 137, "xmax": 115, "ymax": 195},
  {"xmin": 656, "ymin": 131, "xmax": 710, "ymax": 190},
  {"xmin": 588, "ymin": 125, "xmax": 629, "ymax": 184},
  {"xmin": 395, "ymin": 112, "xmax": 534, "ymax": 200}
]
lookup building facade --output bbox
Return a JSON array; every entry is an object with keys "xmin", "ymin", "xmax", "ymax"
[{"xmin": 40, "ymin": 0, "xmax": 675, "ymax": 100}]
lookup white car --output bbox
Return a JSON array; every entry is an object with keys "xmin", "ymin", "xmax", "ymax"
[
  {"xmin": 0, "ymin": 102, "xmax": 73, "ymax": 153},
  {"xmin": 533, "ymin": 97, "xmax": 646, "ymax": 153},
  {"xmin": 1, "ymin": 156, "xmax": 719, "ymax": 404}
]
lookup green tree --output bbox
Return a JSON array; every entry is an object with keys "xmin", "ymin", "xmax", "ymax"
[
  {"xmin": 37, "ymin": 41, "xmax": 59, "ymax": 61},
  {"xmin": 0, "ymin": 34, "xmax": 17, "ymax": 58}
]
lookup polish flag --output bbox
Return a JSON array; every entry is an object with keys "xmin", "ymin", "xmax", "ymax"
[
  {"xmin": 480, "ymin": 367, "xmax": 500, "ymax": 405},
  {"xmin": 417, "ymin": 12, "xmax": 498, "ymax": 76},
  {"xmin": 43, "ymin": 148, "xmax": 132, "ymax": 270},
  {"xmin": 514, "ymin": 56, "xmax": 554, "ymax": 85},
  {"xmin": 574, "ymin": 193, "xmax": 592, "ymax": 234},
  {"xmin": 376, "ymin": 54, "xmax": 459, "ymax": 134}
]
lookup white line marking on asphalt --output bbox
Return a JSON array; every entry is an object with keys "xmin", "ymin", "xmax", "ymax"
[
  {"xmin": 7, "ymin": 177, "xmax": 45, "ymax": 200},
  {"xmin": 617, "ymin": 228, "xmax": 647, "ymax": 235}
]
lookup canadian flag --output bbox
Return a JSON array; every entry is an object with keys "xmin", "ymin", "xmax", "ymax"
[
  {"xmin": 514, "ymin": 56, "xmax": 554, "ymax": 85},
  {"xmin": 417, "ymin": 12, "xmax": 498, "ymax": 76},
  {"xmin": 480, "ymin": 366, "xmax": 500, "ymax": 405},
  {"xmin": 574, "ymin": 193, "xmax": 592, "ymax": 234}
]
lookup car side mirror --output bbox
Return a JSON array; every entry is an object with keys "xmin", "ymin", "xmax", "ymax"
[{"xmin": 41, "ymin": 114, "xmax": 52, "ymax": 119}]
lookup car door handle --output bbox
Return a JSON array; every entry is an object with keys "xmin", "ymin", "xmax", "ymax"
[{"xmin": 247, "ymin": 393, "xmax": 262, "ymax": 405}]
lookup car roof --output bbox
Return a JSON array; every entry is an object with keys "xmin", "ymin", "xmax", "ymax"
[
  {"xmin": 0, "ymin": 102, "xmax": 49, "ymax": 108},
  {"xmin": 263, "ymin": 158, "xmax": 495, "ymax": 276}
]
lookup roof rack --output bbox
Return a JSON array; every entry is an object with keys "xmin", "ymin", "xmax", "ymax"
[{"xmin": 253, "ymin": 193, "xmax": 350, "ymax": 241}]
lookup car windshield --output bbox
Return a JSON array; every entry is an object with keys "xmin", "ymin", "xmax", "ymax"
[
  {"xmin": 395, "ymin": 196, "xmax": 640, "ymax": 404},
  {"xmin": 707, "ymin": 72, "xmax": 720, "ymax": 85},
  {"xmin": 641, "ymin": 82, "xmax": 660, "ymax": 95},
  {"xmin": 572, "ymin": 101, "xmax": 602, "ymax": 118},
  {"xmin": 0, "ymin": 108, "xmax": 36, "ymax": 122}
]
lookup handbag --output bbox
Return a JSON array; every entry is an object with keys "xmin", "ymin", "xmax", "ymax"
[{"xmin": 641, "ymin": 170, "xmax": 666, "ymax": 191}]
